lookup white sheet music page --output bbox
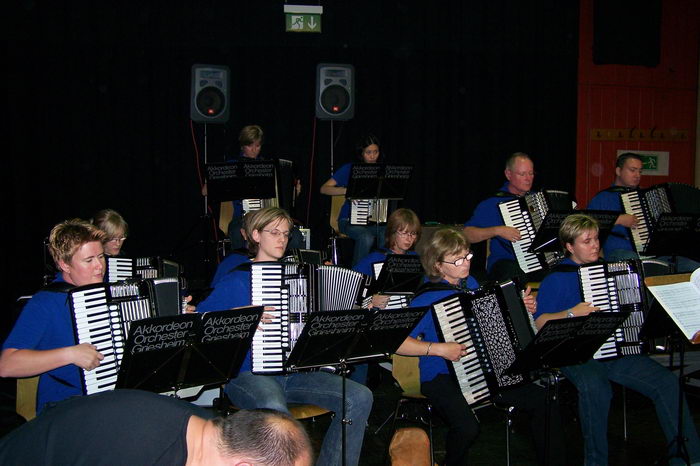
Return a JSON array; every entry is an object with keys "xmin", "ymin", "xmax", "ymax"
[{"xmin": 647, "ymin": 267, "xmax": 700, "ymax": 341}]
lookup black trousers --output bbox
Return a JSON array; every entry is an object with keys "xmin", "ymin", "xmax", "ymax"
[{"xmin": 422, "ymin": 374, "xmax": 566, "ymax": 465}]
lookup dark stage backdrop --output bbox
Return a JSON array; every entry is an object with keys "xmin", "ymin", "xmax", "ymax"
[{"xmin": 7, "ymin": 1, "xmax": 578, "ymax": 322}]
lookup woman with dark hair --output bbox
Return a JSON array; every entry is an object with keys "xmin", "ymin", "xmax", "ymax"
[
  {"xmin": 320, "ymin": 134, "xmax": 386, "ymax": 265},
  {"xmin": 395, "ymin": 227, "xmax": 566, "ymax": 465}
]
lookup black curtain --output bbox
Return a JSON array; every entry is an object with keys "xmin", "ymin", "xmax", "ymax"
[{"xmin": 7, "ymin": 1, "xmax": 579, "ymax": 315}]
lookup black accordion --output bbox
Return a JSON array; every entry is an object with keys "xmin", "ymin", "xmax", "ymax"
[
  {"xmin": 620, "ymin": 183, "xmax": 700, "ymax": 254},
  {"xmin": 250, "ymin": 261, "xmax": 365, "ymax": 374},
  {"xmin": 578, "ymin": 259, "xmax": 646, "ymax": 360},
  {"xmin": 430, "ymin": 281, "xmax": 536, "ymax": 406},
  {"xmin": 68, "ymin": 277, "xmax": 181, "ymax": 395},
  {"xmin": 498, "ymin": 190, "xmax": 570, "ymax": 274},
  {"xmin": 105, "ymin": 256, "xmax": 179, "ymax": 282}
]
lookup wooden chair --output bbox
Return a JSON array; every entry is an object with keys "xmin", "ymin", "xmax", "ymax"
[
  {"xmin": 385, "ymin": 354, "xmax": 434, "ymax": 466},
  {"xmin": 16, "ymin": 376, "xmax": 39, "ymax": 421}
]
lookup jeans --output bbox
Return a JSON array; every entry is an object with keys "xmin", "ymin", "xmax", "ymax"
[
  {"xmin": 561, "ymin": 355, "xmax": 700, "ymax": 466},
  {"xmin": 338, "ymin": 218, "xmax": 385, "ymax": 266},
  {"xmin": 225, "ymin": 371, "xmax": 373, "ymax": 466}
]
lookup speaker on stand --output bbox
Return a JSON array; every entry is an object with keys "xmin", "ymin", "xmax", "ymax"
[{"xmin": 177, "ymin": 64, "xmax": 231, "ymax": 287}]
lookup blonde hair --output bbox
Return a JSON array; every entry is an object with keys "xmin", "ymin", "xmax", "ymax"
[
  {"xmin": 245, "ymin": 207, "xmax": 293, "ymax": 257},
  {"xmin": 239, "ymin": 125, "xmax": 263, "ymax": 147},
  {"xmin": 385, "ymin": 208, "xmax": 422, "ymax": 249},
  {"xmin": 559, "ymin": 214, "xmax": 599, "ymax": 254},
  {"xmin": 421, "ymin": 228, "xmax": 471, "ymax": 282},
  {"xmin": 91, "ymin": 209, "xmax": 128, "ymax": 240},
  {"xmin": 49, "ymin": 219, "xmax": 107, "ymax": 266}
]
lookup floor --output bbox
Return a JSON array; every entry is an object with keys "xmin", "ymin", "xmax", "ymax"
[{"xmin": 1, "ymin": 358, "xmax": 699, "ymax": 465}]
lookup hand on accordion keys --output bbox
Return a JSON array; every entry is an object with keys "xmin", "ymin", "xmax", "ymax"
[
  {"xmin": 570, "ymin": 302, "xmax": 600, "ymax": 318},
  {"xmin": 260, "ymin": 307, "xmax": 277, "ymax": 328},
  {"xmin": 437, "ymin": 342, "xmax": 468, "ymax": 362},
  {"xmin": 617, "ymin": 213, "xmax": 639, "ymax": 229},
  {"xmin": 521, "ymin": 286, "xmax": 536, "ymax": 314},
  {"xmin": 497, "ymin": 225, "xmax": 522, "ymax": 242},
  {"xmin": 369, "ymin": 294, "xmax": 390, "ymax": 310},
  {"xmin": 70, "ymin": 343, "xmax": 104, "ymax": 371}
]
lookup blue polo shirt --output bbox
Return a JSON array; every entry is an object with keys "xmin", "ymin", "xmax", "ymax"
[
  {"xmin": 409, "ymin": 276, "xmax": 479, "ymax": 383},
  {"xmin": 587, "ymin": 185, "xmax": 635, "ymax": 256},
  {"xmin": 464, "ymin": 182, "xmax": 518, "ymax": 272},
  {"xmin": 2, "ymin": 277, "xmax": 82, "ymax": 413},
  {"xmin": 534, "ymin": 258, "xmax": 581, "ymax": 319},
  {"xmin": 331, "ymin": 162, "xmax": 354, "ymax": 221}
]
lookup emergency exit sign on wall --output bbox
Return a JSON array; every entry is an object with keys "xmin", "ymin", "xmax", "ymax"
[
  {"xmin": 616, "ymin": 150, "xmax": 669, "ymax": 176},
  {"xmin": 284, "ymin": 5, "xmax": 323, "ymax": 33}
]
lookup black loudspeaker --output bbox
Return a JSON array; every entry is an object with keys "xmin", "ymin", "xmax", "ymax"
[
  {"xmin": 315, "ymin": 63, "xmax": 354, "ymax": 120},
  {"xmin": 190, "ymin": 64, "xmax": 230, "ymax": 123},
  {"xmin": 593, "ymin": 0, "xmax": 661, "ymax": 67}
]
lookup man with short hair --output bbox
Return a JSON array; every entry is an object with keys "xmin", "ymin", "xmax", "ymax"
[
  {"xmin": 587, "ymin": 152, "xmax": 699, "ymax": 272},
  {"xmin": 0, "ymin": 219, "xmax": 107, "ymax": 413},
  {"xmin": 463, "ymin": 152, "xmax": 538, "ymax": 281},
  {"xmin": 0, "ymin": 389, "xmax": 313, "ymax": 466}
]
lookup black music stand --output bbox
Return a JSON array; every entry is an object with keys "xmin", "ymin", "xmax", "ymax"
[
  {"xmin": 116, "ymin": 306, "xmax": 262, "ymax": 396},
  {"xmin": 286, "ymin": 307, "xmax": 428, "ymax": 466},
  {"xmin": 205, "ymin": 160, "xmax": 278, "ymax": 204},
  {"xmin": 530, "ymin": 210, "xmax": 618, "ymax": 254},
  {"xmin": 505, "ymin": 312, "xmax": 631, "ymax": 375},
  {"xmin": 644, "ymin": 213, "xmax": 700, "ymax": 262},
  {"xmin": 368, "ymin": 254, "xmax": 423, "ymax": 296}
]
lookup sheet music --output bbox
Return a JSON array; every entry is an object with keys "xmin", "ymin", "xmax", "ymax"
[{"xmin": 647, "ymin": 268, "xmax": 700, "ymax": 341}]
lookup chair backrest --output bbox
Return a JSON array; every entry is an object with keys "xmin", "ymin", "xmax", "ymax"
[
  {"xmin": 329, "ymin": 196, "xmax": 345, "ymax": 234},
  {"xmin": 641, "ymin": 258, "xmax": 674, "ymax": 277},
  {"xmin": 219, "ymin": 201, "xmax": 234, "ymax": 234},
  {"xmin": 16, "ymin": 377, "xmax": 39, "ymax": 421},
  {"xmin": 391, "ymin": 354, "xmax": 423, "ymax": 397}
]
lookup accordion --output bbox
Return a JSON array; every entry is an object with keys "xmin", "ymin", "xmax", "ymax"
[
  {"xmin": 242, "ymin": 159, "xmax": 295, "ymax": 215},
  {"xmin": 578, "ymin": 259, "xmax": 646, "ymax": 360},
  {"xmin": 105, "ymin": 256, "xmax": 179, "ymax": 282},
  {"xmin": 620, "ymin": 183, "xmax": 700, "ymax": 254},
  {"xmin": 498, "ymin": 190, "xmax": 570, "ymax": 274},
  {"xmin": 68, "ymin": 277, "xmax": 182, "ymax": 395},
  {"xmin": 250, "ymin": 261, "xmax": 365, "ymax": 374},
  {"xmin": 350, "ymin": 199, "xmax": 389, "ymax": 226},
  {"xmin": 430, "ymin": 281, "xmax": 536, "ymax": 406},
  {"xmin": 362, "ymin": 255, "xmax": 424, "ymax": 310}
]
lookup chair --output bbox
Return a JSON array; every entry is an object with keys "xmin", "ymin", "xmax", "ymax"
[
  {"xmin": 328, "ymin": 196, "xmax": 354, "ymax": 266},
  {"xmin": 382, "ymin": 354, "xmax": 434, "ymax": 466},
  {"xmin": 16, "ymin": 376, "xmax": 39, "ymax": 421}
]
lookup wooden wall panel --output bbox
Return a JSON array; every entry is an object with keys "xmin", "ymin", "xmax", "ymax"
[{"xmin": 576, "ymin": 0, "xmax": 699, "ymax": 206}]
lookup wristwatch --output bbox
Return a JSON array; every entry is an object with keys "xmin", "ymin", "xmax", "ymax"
[{"xmin": 566, "ymin": 310, "xmax": 575, "ymax": 318}]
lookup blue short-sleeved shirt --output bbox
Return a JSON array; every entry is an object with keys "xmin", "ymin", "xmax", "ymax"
[
  {"xmin": 409, "ymin": 276, "xmax": 479, "ymax": 383},
  {"xmin": 464, "ymin": 182, "xmax": 517, "ymax": 272},
  {"xmin": 534, "ymin": 258, "xmax": 582, "ymax": 319},
  {"xmin": 587, "ymin": 186, "xmax": 634, "ymax": 256},
  {"xmin": 2, "ymin": 278, "xmax": 82, "ymax": 413},
  {"xmin": 197, "ymin": 266, "xmax": 253, "ymax": 372},
  {"xmin": 210, "ymin": 252, "xmax": 250, "ymax": 287},
  {"xmin": 331, "ymin": 163, "xmax": 353, "ymax": 221}
]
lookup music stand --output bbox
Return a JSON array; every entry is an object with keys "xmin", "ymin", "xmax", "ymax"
[
  {"xmin": 529, "ymin": 210, "xmax": 618, "ymax": 254},
  {"xmin": 505, "ymin": 312, "xmax": 630, "ymax": 376},
  {"xmin": 286, "ymin": 307, "xmax": 428, "ymax": 466},
  {"xmin": 205, "ymin": 160, "xmax": 277, "ymax": 204},
  {"xmin": 644, "ymin": 213, "xmax": 700, "ymax": 262},
  {"xmin": 368, "ymin": 254, "xmax": 423, "ymax": 296},
  {"xmin": 116, "ymin": 306, "xmax": 262, "ymax": 396}
]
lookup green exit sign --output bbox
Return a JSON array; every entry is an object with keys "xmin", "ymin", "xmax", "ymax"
[
  {"xmin": 284, "ymin": 5, "xmax": 322, "ymax": 33},
  {"xmin": 639, "ymin": 154, "xmax": 658, "ymax": 170}
]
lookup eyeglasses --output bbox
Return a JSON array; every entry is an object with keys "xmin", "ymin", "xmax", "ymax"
[
  {"xmin": 396, "ymin": 231, "xmax": 418, "ymax": 238},
  {"xmin": 108, "ymin": 237, "xmax": 127, "ymax": 243},
  {"xmin": 262, "ymin": 229, "xmax": 292, "ymax": 239},
  {"xmin": 440, "ymin": 252, "xmax": 474, "ymax": 267}
]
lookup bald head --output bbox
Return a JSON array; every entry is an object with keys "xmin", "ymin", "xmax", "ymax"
[{"xmin": 214, "ymin": 409, "xmax": 312, "ymax": 466}]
